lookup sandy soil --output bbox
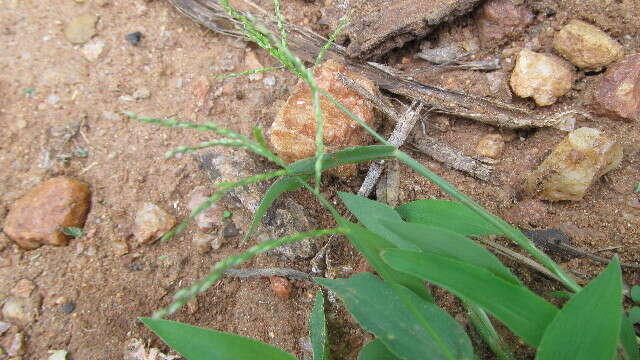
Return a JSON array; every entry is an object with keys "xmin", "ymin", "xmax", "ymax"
[{"xmin": 0, "ymin": 0, "xmax": 638, "ymax": 359}]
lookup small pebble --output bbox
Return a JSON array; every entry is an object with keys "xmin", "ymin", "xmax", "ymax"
[
  {"xmin": 132, "ymin": 88, "xmax": 151, "ymax": 100},
  {"xmin": 187, "ymin": 186, "xmax": 223, "ymax": 232},
  {"xmin": 133, "ymin": 203, "xmax": 176, "ymax": 244},
  {"xmin": 61, "ymin": 302, "xmax": 76, "ymax": 314},
  {"xmin": 81, "ymin": 39, "xmax": 106, "ymax": 62},
  {"xmin": 269, "ymin": 276, "xmax": 292, "ymax": 300},
  {"xmin": 192, "ymin": 233, "xmax": 213, "ymax": 254},
  {"xmin": 475, "ymin": 133, "xmax": 505, "ymax": 159},
  {"xmin": 510, "ymin": 49, "xmax": 574, "ymax": 106},
  {"xmin": 222, "ymin": 220, "xmax": 239, "ymax": 238},
  {"xmin": 125, "ymin": 31, "xmax": 143, "ymax": 46},
  {"xmin": 65, "ymin": 13, "xmax": 99, "ymax": 44},
  {"xmin": 0, "ymin": 321, "xmax": 10, "ymax": 336},
  {"xmin": 47, "ymin": 94, "xmax": 60, "ymax": 105},
  {"xmin": 16, "ymin": 119, "xmax": 27, "ymax": 129},
  {"xmin": 553, "ymin": 20, "xmax": 623, "ymax": 71}
]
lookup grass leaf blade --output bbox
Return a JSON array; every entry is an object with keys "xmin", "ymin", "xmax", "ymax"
[
  {"xmin": 376, "ymin": 219, "xmax": 520, "ymax": 285},
  {"xmin": 358, "ymin": 339, "xmax": 401, "ymax": 360},
  {"xmin": 310, "ymin": 290, "xmax": 329, "ymax": 360},
  {"xmin": 340, "ymin": 220, "xmax": 433, "ymax": 302},
  {"xmin": 396, "ymin": 199, "xmax": 502, "ymax": 236},
  {"xmin": 141, "ymin": 318, "xmax": 296, "ymax": 360},
  {"xmin": 536, "ymin": 258, "xmax": 622, "ymax": 360},
  {"xmin": 316, "ymin": 273, "xmax": 475, "ymax": 360},
  {"xmin": 382, "ymin": 249, "xmax": 557, "ymax": 346}
]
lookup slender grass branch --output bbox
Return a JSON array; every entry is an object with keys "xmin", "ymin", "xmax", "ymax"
[{"xmin": 153, "ymin": 228, "xmax": 344, "ymax": 318}]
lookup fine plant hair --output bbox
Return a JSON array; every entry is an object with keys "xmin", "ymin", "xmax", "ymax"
[{"xmin": 132, "ymin": 1, "xmax": 639, "ymax": 358}]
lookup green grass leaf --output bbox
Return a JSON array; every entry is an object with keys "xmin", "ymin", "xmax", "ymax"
[
  {"xmin": 620, "ymin": 314, "xmax": 640, "ymax": 360},
  {"xmin": 60, "ymin": 226, "xmax": 84, "ymax": 238},
  {"xmin": 382, "ymin": 249, "xmax": 557, "ymax": 347},
  {"xmin": 396, "ymin": 199, "xmax": 501, "ymax": 236},
  {"xmin": 310, "ymin": 290, "xmax": 329, "ymax": 360},
  {"xmin": 535, "ymin": 258, "xmax": 622, "ymax": 360},
  {"xmin": 358, "ymin": 339, "xmax": 401, "ymax": 360},
  {"xmin": 141, "ymin": 318, "xmax": 296, "ymax": 360},
  {"xmin": 316, "ymin": 273, "xmax": 475, "ymax": 360},
  {"xmin": 338, "ymin": 192, "xmax": 417, "ymax": 250},
  {"xmin": 629, "ymin": 307, "xmax": 640, "ymax": 325},
  {"xmin": 287, "ymin": 145, "xmax": 396, "ymax": 176},
  {"xmin": 376, "ymin": 219, "xmax": 520, "ymax": 285},
  {"xmin": 631, "ymin": 285, "xmax": 640, "ymax": 303},
  {"xmin": 242, "ymin": 175, "xmax": 308, "ymax": 242},
  {"xmin": 340, "ymin": 220, "xmax": 433, "ymax": 302}
]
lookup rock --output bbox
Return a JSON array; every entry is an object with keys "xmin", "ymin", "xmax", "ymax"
[
  {"xmin": 187, "ymin": 186, "xmax": 223, "ymax": 232},
  {"xmin": 48, "ymin": 350, "xmax": 68, "ymax": 360},
  {"xmin": 80, "ymin": 39, "xmax": 106, "ymax": 62},
  {"xmin": 2, "ymin": 295, "xmax": 41, "ymax": 327},
  {"xmin": 4, "ymin": 331, "xmax": 24, "ymax": 356},
  {"xmin": 553, "ymin": 20, "xmax": 623, "ymax": 71},
  {"xmin": 475, "ymin": 133, "xmax": 505, "ymax": 159},
  {"xmin": 64, "ymin": 13, "xmax": 99, "ymax": 44},
  {"xmin": 133, "ymin": 203, "xmax": 176, "ymax": 244},
  {"xmin": 269, "ymin": 276, "xmax": 292, "ymax": 300},
  {"xmin": 132, "ymin": 88, "xmax": 150, "ymax": 100},
  {"xmin": 192, "ymin": 233, "xmax": 214, "ymax": 254},
  {"xmin": 525, "ymin": 127, "xmax": 623, "ymax": 201},
  {"xmin": 222, "ymin": 220, "xmax": 239, "ymax": 238},
  {"xmin": 10, "ymin": 280, "xmax": 35, "ymax": 298},
  {"xmin": 61, "ymin": 302, "xmax": 76, "ymax": 314},
  {"xmin": 261, "ymin": 199, "xmax": 319, "ymax": 260},
  {"xmin": 510, "ymin": 49, "xmax": 575, "ymax": 106},
  {"xmin": 3, "ymin": 177, "xmax": 91, "ymax": 249},
  {"xmin": 475, "ymin": 0, "xmax": 533, "ymax": 47},
  {"xmin": 0, "ymin": 321, "xmax": 10, "ymax": 335},
  {"xmin": 111, "ymin": 239, "xmax": 129, "ymax": 256},
  {"xmin": 125, "ymin": 31, "xmax": 143, "ymax": 46},
  {"xmin": 269, "ymin": 59, "xmax": 376, "ymax": 177},
  {"xmin": 186, "ymin": 298, "xmax": 199, "ymax": 314},
  {"xmin": 593, "ymin": 54, "xmax": 640, "ymax": 121}
]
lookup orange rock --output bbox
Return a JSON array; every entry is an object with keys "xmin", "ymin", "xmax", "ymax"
[
  {"xmin": 3, "ymin": 177, "xmax": 90, "ymax": 249},
  {"xmin": 269, "ymin": 276, "xmax": 292, "ymax": 300},
  {"xmin": 475, "ymin": 133, "xmax": 505, "ymax": 159},
  {"xmin": 269, "ymin": 59, "xmax": 376, "ymax": 177}
]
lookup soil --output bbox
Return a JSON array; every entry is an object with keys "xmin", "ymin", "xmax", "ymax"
[{"xmin": 0, "ymin": 0, "xmax": 638, "ymax": 359}]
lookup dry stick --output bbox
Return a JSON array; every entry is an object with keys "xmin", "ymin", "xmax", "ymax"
[
  {"xmin": 408, "ymin": 138, "xmax": 493, "ymax": 182},
  {"xmin": 225, "ymin": 268, "xmax": 312, "ymax": 280},
  {"xmin": 167, "ymin": 0, "xmax": 579, "ymax": 132},
  {"xmin": 358, "ymin": 101, "xmax": 423, "ymax": 197},
  {"xmin": 340, "ymin": 74, "xmax": 494, "ymax": 182}
]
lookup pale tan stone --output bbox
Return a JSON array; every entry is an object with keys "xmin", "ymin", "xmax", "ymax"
[
  {"xmin": 475, "ymin": 133, "xmax": 505, "ymax": 159},
  {"xmin": 525, "ymin": 127, "xmax": 623, "ymax": 201},
  {"xmin": 510, "ymin": 49, "xmax": 575, "ymax": 106},
  {"xmin": 553, "ymin": 20, "xmax": 623, "ymax": 71}
]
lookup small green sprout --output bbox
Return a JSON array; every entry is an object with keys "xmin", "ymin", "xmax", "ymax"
[
  {"xmin": 222, "ymin": 210, "xmax": 232, "ymax": 220},
  {"xmin": 21, "ymin": 88, "xmax": 35, "ymax": 95},
  {"xmin": 60, "ymin": 226, "xmax": 85, "ymax": 238},
  {"xmin": 634, "ymin": 183, "xmax": 640, "ymax": 193},
  {"xmin": 75, "ymin": 148, "xmax": 89, "ymax": 158}
]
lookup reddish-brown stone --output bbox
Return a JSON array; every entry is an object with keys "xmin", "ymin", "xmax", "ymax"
[
  {"xmin": 593, "ymin": 54, "xmax": 640, "ymax": 121},
  {"xmin": 3, "ymin": 177, "xmax": 90, "ymax": 249},
  {"xmin": 269, "ymin": 276, "xmax": 293, "ymax": 300},
  {"xmin": 475, "ymin": 0, "xmax": 533, "ymax": 46}
]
